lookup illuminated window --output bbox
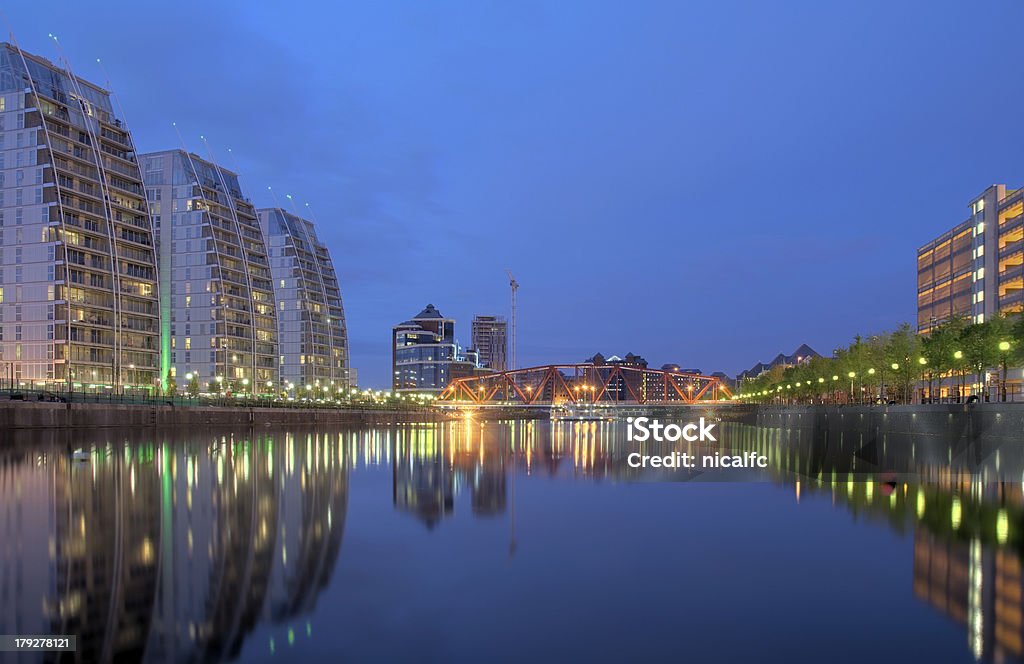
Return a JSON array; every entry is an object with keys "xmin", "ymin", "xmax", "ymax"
[
  {"xmin": 978, "ymin": 291, "xmax": 984, "ymax": 302},
  {"xmin": 184, "ymin": 337, "xmax": 191, "ymax": 350},
  {"xmin": 977, "ymin": 222, "xmax": 985, "ymax": 235},
  {"xmin": 977, "ymin": 267, "xmax": 985, "ymax": 280},
  {"xmin": 977, "ymin": 244, "xmax": 984, "ymax": 257}
]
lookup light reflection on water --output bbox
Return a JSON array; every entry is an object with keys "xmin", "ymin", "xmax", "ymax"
[{"xmin": 0, "ymin": 419, "xmax": 1021, "ymax": 663}]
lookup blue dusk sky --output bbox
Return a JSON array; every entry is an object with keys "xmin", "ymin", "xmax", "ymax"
[{"xmin": 5, "ymin": 1, "xmax": 1024, "ymax": 386}]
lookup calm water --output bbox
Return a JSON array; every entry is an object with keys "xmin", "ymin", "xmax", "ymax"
[{"xmin": 1, "ymin": 418, "xmax": 1022, "ymax": 663}]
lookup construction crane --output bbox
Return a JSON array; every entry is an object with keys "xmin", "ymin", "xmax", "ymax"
[{"xmin": 507, "ymin": 270, "xmax": 518, "ymax": 371}]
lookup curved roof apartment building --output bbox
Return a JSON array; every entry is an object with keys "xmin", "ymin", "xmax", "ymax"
[
  {"xmin": 258, "ymin": 207, "xmax": 350, "ymax": 394},
  {"xmin": 142, "ymin": 150, "xmax": 278, "ymax": 394},
  {"xmin": 0, "ymin": 43, "xmax": 160, "ymax": 391}
]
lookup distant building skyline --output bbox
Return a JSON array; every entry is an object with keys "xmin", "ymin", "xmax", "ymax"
[
  {"xmin": 471, "ymin": 314, "xmax": 507, "ymax": 371},
  {"xmin": 392, "ymin": 304, "xmax": 458, "ymax": 393},
  {"xmin": 736, "ymin": 344, "xmax": 819, "ymax": 383}
]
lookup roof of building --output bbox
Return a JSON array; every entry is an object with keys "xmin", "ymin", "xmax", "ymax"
[
  {"xmin": 737, "ymin": 344, "xmax": 821, "ymax": 380},
  {"xmin": 415, "ymin": 304, "xmax": 445, "ymax": 319}
]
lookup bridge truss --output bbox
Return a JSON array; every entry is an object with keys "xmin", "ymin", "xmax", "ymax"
[{"xmin": 439, "ymin": 364, "xmax": 733, "ymax": 405}]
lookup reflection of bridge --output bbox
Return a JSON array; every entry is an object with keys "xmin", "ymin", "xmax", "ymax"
[{"xmin": 439, "ymin": 364, "xmax": 733, "ymax": 405}]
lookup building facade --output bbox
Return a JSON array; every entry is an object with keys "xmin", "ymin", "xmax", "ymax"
[
  {"xmin": 917, "ymin": 184, "xmax": 1024, "ymax": 333},
  {"xmin": 141, "ymin": 149, "xmax": 278, "ymax": 394},
  {"xmin": 470, "ymin": 314, "xmax": 507, "ymax": 371},
  {"xmin": 392, "ymin": 304, "xmax": 458, "ymax": 393},
  {"xmin": 0, "ymin": 43, "xmax": 160, "ymax": 391},
  {"xmin": 257, "ymin": 207, "xmax": 349, "ymax": 395}
]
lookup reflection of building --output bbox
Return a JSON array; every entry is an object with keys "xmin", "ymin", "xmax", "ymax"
[
  {"xmin": 917, "ymin": 184, "xmax": 1024, "ymax": 333},
  {"xmin": 913, "ymin": 530, "xmax": 1024, "ymax": 662},
  {"xmin": 54, "ymin": 451, "xmax": 162, "ymax": 663},
  {"xmin": 142, "ymin": 150, "xmax": 278, "ymax": 393},
  {"xmin": 264, "ymin": 433, "xmax": 349, "ymax": 622},
  {"xmin": 258, "ymin": 208, "xmax": 350, "ymax": 394},
  {"xmin": 0, "ymin": 431, "xmax": 349, "ymax": 663},
  {"xmin": 0, "ymin": 43, "xmax": 160, "ymax": 390},
  {"xmin": 392, "ymin": 429, "xmax": 454, "ymax": 528},
  {"xmin": 390, "ymin": 425, "xmax": 515, "ymax": 528},
  {"xmin": 471, "ymin": 315, "xmax": 507, "ymax": 371},
  {"xmin": 392, "ymin": 304, "xmax": 458, "ymax": 393},
  {"xmin": 0, "ymin": 452, "xmax": 57, "ymax": 661}
]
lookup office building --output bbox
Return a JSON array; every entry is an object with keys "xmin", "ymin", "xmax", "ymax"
[
  {"xmin": 392, "ymin": 304, "xmax": 458, "ymax": 393},
  {"xmin": 257, "ymin": 207, "xmax": 350, "ymax": 394},
  {"xmin": 0, "ymin": 43, "xmax": 160, "ymax": 390},
  {"xmin": 471, "ymin": 315, "xmax": 507, "ymax": 371},
  {"xmin": 917, "ymin": 184, "xmax": 1024, "ymax": 333},
  {"xmin": 141, "ymin": 149, "xmax": 278, "ymax": 394}
]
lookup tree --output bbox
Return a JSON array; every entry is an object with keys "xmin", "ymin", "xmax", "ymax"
[
  {"xmin": 961, "ymin": 317, "xmax": 1009, "ymax": 400},
  {"xmin": 883, "ymin": 323, "xmax": 921, "ymax": 403},
  {"xmin": 922, "ymin": 317, "xmax": 968, "ymax": 402}
]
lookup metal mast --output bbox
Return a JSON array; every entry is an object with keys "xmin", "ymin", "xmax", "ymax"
[{"xmin": 507, "ymin": 270, "xmax": 518, "ymax": 371}]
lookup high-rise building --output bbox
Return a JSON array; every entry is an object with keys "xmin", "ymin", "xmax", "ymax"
[
  {"xmin": 471, "ymin": 315, "xmax": 507, "ymax": 371},
  {"xmin": 917, "ymin": 184, "xmax": 1024, "ymax": 333},
  {"xmin": 257, "ymin": 207, "xmax": 350, "ymax": 394},
  {"xmin": 392, "ymin": 304, "xmax": 457, "ymax": 393},
  {"xmin": 141, "ymin": 149, "xmax": 278, "ymax": 394},
  {"xmin": 0, "ymin": 43, "xmax": 160, "ymax": 391}
]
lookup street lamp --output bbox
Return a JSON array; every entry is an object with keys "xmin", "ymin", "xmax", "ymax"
[
  {"xmin": 953, "ymin": 350, "xmax": 964, "ymax": 402},
  {"xmin": 998, "ymin": 341, "xmax": 1012, "ymax": 401}
]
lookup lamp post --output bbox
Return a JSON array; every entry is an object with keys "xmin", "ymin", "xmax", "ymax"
[
  {"xmin": 918, "ymin": 356, "xmax": 928, "ymax": 404},
  {"xmin": 953, "ymin": 350, "xmax": 964, "ymax": 402},
  {"xmin": 848, "ymin": 372, "xmax": 856, "ymax": 404},
  {"xmin": 998, "ymin": 341, "xmax": 1012, "ymax": 402}
]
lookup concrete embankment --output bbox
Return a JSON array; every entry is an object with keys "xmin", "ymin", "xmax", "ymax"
[
  {"xmin": 0, "ymin": 401, "xmax": 451, "ymax": 430},
  {"xmin": 724, "ymin": 403, "xmax": 1024, "ymax": 443}
]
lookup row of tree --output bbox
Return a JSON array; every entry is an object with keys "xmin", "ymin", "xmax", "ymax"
[{"xmin": 738, "ymin": 315, "xmax": 1024, "ymax": 404}]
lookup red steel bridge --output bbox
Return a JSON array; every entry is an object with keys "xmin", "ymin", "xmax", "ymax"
[{"xmin": 438, "ymin": 364, "xmax": 733, "ymax": 405}]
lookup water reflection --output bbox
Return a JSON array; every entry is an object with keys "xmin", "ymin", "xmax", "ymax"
[
  {"xmin": 0, "ymin": 432, "xmax": 348, "ymax": 664},
  {"xmin": 0, "ymin": 418, "xmax": 1022, "ymax": 663}
]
